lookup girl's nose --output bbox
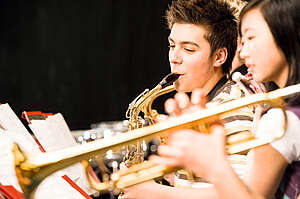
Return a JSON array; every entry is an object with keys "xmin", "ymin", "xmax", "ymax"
[{"xmin": 239, "ymin": 43, "xmax": 249, "ymax": 60}]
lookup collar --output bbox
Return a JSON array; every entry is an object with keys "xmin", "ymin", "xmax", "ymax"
[{"xmin": 207, "ymin": 75, "xmax": 229, "ymax": 102}]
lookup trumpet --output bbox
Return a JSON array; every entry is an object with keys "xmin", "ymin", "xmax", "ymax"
[{"xmin": 15, "ymin": 84, "xmax": 300, "ymax": 198}]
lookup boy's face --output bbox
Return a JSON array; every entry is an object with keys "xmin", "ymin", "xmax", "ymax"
[{"xmin": 168, "ymin": 23, "xmax": 216, "ymax": 92}]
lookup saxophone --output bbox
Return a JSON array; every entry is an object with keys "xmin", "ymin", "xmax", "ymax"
[{"xmin": 123, "ymin": 73, "xmax": 179, "ymax": 167}]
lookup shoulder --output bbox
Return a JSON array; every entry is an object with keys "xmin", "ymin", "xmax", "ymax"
[
  {"xmin": 208, "ymin": 80, "xmax": 254, "ymax": 136},
  {"xmin": 209, "ymin": 80, "xmax": 245, "ymax": 105},
  {"xmin": 257, "ymin": 108, "xmax": 300, "ymax": 163},
  {"xmin": 257, "ymin": 108, "xmax": 300, "ymax": 139}
]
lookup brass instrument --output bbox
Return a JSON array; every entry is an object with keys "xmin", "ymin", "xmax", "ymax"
[
  {"xmin": 124, "ymin": 73, "xmax": 179, "ymax": 166},
  {"xmin": 126, "ymin": 73, "xmax": 179, "ymax": 129},
  {"xmin": 15, "ymin": 84, "xmax": 300, "ymax": 198}
]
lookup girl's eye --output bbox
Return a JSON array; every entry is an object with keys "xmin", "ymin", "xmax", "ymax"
[
  {"xmin": 240, "ymin": 41, "xmax": 244, "ymax": 47},
  {"xmin": 168, "ymin": 45, "xmax": 175, "ymax": 49}
]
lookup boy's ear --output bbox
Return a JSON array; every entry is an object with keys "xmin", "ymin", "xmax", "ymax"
[{"xmin": 213, "ymin": 48, "xmax": 227, "ymax": 67}]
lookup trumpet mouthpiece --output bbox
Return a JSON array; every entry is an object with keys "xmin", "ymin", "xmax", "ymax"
[
  {"xmin": 232, "ymin": 72, "xmax": 254, "ymax": 95},
  {"xmin": 232, "ymin": 72, "xmax": 243, "ymax": 82}
]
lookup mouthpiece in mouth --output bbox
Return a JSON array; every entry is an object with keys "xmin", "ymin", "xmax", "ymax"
[
  {"xmin": 159, "ymin": 73, "xmax": 180, "ymax": 88},
  {"xmin": 232, "ymin": 72, "xmax": 254, "ymax": 94},
  {"xmin": 232, "ymin": 72, "xmax": 243, "ymax": 82}
]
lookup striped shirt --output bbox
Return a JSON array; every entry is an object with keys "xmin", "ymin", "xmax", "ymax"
[{"xmin": 174, "ymin": 75, "xmax": 254, "ymax": 188}]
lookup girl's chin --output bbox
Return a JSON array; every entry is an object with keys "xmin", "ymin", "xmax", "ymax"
[{"xmin": 252, "ymin": 74, "xmax": 265, "ymax": 83}]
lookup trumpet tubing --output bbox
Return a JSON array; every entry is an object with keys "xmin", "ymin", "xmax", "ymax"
[{"xmin": 15, "ymin": 83, "xmax": 300, "ymax": 198}]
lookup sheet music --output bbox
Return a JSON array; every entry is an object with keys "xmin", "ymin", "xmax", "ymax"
[
  {"xmin": 0, "ymin": 133, "xmax": 87, "ymax": 198},
  {"xmin": 0, "ymin": 131, "xmax": 23, "ymax": 192},
  {"xmin": 0, "ymin": 104, "xmax": 40, "ymax": 153},
  {"xmin": 0, "ymin": 104, "xmax": 95, "ymax": 198},
  {"xmin": 29, "ymin": 113, "xmax": 76, "ymax": 151},
  {"xmin": 35, "ymin": 173, "xmax": 89, "ymax": 199},
  {"xmin": 29, "ymin": 113, "xmax": 96, "ymax": 195}
]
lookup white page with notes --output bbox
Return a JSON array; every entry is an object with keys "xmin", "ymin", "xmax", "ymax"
[
  {"xmin": 0, "ymin": 104, "xmax": 95, "ymax": 198},
  {"xmin": 0, "ymin": 103, "xmax": 40, "ymax": 153},
  {"xmin": 29, "ymin": 113, "xmax": 95, "ymax": 195}
]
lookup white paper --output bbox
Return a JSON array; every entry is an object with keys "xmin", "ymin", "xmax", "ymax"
[
  {"xmin": 0, "ymin": 103, "xmax": 40, "ymax": 153},
  {"xmin": 0, "ymin": 131, "xmax": 23, "ymax": 192},
  {"xmin": 0, "ymin": 104, "xmax": 95, "ymax": 198},
  {"xmin": 28, "ymin": 113, "xmax": 96, "ymax": 195}
]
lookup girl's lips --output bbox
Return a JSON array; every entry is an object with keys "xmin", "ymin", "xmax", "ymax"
[
  {"xmin": 245, "ymin": 63, "xmax": 254, "ymax": 72},
  {"xmin": 245, "ymin": 62, "xmax": 254, "ymax": 67},
  {"xmin": 247, "ymin": 66, "xmax": 254, "ymax": 74}
]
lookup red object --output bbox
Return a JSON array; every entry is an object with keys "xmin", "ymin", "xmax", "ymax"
[
  {"xmin": 88, "ymin": 165, "xmax": 101, "ymax": 183},
  {"xmin": 61, "ymin": 175, "xmax": 93, "ymax": 199},
  {"xmin": 0, "ymin": 185, "xmax": 24, "ymax": 199},
  {"xmin": 245, "ymin": 73, "xmax": 266, "ymax": 93},
  {"xmin": 21, "ymin": 111, "xmax": 53, "ymax": 152},
  {"xmin": 33, "ymin": 137, "xmax": 46, "ymax": 153},
  {"xmin": 20, "ymin": 110, "xmax": 92, "ymax": 198},
  {"xmin": 21, "ymin": 111, "xmax": 53, "ymax": 124}
]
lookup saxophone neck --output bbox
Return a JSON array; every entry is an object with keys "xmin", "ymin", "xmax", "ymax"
[
  {"xmin": 126, "ymin": 73, "xmax": 179, "ymax": 129},
  {"xmin": 144, "ymin": 85, "xmax": 176, "ymax": 121},
  {"xmin": 126, "ymin": 85, "xmax": 162, "ymax": 129}
]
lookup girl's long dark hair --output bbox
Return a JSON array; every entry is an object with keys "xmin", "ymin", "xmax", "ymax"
[{"xmin": 239, "ymin": 0, "xmax": 300, "ymax": 106}]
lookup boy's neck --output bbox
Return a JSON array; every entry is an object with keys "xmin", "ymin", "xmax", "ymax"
[{"xmin": 201, "ymin": 71, "xmax": 226, "ymax": 97}]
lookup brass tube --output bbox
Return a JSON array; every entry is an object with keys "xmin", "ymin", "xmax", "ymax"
[{"xmin": 15, "ymin": 83, "xmax": 300, "ymax": 198}]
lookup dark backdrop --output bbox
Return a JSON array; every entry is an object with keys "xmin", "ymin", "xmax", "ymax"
[{"xmin": 0, "ymin": 0, "xmax": 173, "ymax": 130}]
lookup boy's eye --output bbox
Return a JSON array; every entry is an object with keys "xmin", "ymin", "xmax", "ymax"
[{"xmin": 184, "ymin": 48, "xmax": 195, "ymax": 52}]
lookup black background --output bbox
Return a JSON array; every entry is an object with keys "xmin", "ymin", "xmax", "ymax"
[{"xmin": 0, "ymin": 0, "xmax": 173, "ymax": 130}]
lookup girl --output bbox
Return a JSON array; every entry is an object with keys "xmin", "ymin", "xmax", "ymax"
[{"xmin": 151, "ymin": 0, "xmax": 300, "ymax": 198}]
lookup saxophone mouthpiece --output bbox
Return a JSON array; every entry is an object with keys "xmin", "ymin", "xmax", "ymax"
[{"xmin": 159, "ymin": 73, "xmax": 180, "ymax": 88}]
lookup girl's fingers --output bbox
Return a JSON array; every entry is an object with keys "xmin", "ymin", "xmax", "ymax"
[
  {"xmin": 165, "ymin": 98, "xmax": 182, "ymax": 116},
  {"xmin": 174, "ymin": 92, "xmax": 191, "ymax": 111},
  {"xmin": 191, "ymin": 89, "xmax": 207, "ymax": 109},
  {"xmin": 149, "ymin": 155, "xmax": 180, "ymax": 167},
  {"xmin": 157, "ymin": 144, "xmax": 184, "ymax": 158}
]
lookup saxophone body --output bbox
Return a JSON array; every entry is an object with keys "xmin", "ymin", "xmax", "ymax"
[{"xmin": 124, "ymin": 73, "xmax": 179, "ymax": 166}]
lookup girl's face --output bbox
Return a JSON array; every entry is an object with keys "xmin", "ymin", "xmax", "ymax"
[{"xmin": 240, "ymin": 8, "xmax": 288, "ymax": 88}]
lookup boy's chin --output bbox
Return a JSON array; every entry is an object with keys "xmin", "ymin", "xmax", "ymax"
[{"xmin": 174, "ymin": 85, "xmax": 191, "ymax": 93}]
